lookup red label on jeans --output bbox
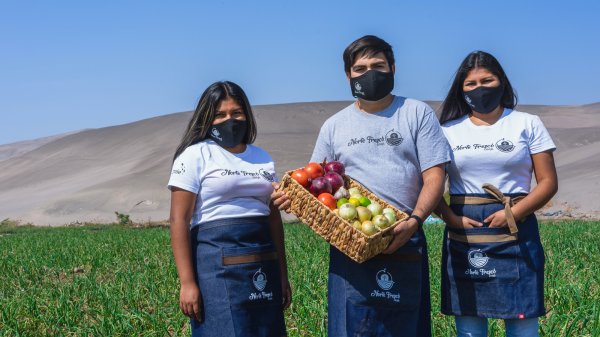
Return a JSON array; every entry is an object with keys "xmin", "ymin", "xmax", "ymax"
[{"xmin": 518, "ymin": 313, "xmax": 525, "ymax": 320}]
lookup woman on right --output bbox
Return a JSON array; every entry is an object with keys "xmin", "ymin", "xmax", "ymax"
[{"xmin": 436, "ymin": 51, "xmax": 558, "ymax": 337}]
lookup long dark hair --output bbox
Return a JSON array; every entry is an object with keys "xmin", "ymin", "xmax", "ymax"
[
  {"xmin": 173, "ymin": 81, "xmax": 257, "ymax": 162},
  {"xmin": 439, "ymin": 51, "xmax": 518, "ymax": 125}
]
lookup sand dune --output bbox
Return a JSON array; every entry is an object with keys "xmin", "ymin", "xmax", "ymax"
[{"xmin": 0, "ymin": 101, "xmax": 597, "ymax": 225}]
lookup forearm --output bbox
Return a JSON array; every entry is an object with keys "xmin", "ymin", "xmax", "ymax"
[
  {"xmin": 434, "ymin": 198, "xmax": 456, "ymax": 223},
  {"xmin": 170, "ymin": 219, "xmax": 196, "ymax": 286},
  {"xmin": 512, "ymin": 152, "xmax": 558, "ymax": 221},
  {"xmin": 512, "ymin": 178, "xmax": 558, "ymax": 221},
  {"xmin": 268, "ymin": 204, "xmax": 288, "ymax": 279},
  {"xmin": 412, "ymin": 165, "xmax": 446, "ymax": 220}
]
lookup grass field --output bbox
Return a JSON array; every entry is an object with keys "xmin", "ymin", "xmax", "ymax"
[{"xmin": 0, "ymin": 220, "xmax": 598, "ymax": 336}]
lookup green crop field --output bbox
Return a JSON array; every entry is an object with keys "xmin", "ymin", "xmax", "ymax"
[{"xmin": 1, "ymin": 220, "xmax": 598, "ymax": 336}]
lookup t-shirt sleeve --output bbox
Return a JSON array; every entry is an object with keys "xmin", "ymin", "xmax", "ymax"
[
  {"xmin": 310, "ymin": 121, "xmax": 335, "ymax": 163},
  {"xmin": 167, "ymin": 147, "xmax": 201, "ymax": 193},
  {"xmin": 528, "ymin": 115, "xmax": 556, "ymax": 154},
  {"xmin": 416, "ymin": 108, "xmax": 452, "ymax": 172}
]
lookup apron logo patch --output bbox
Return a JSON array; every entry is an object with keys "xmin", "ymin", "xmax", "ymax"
[
  {"xmin": 495, "ymin": 138, "xmax": 515, "ymax": 152},
  {"xmin": 466, "ymin": 249, "xmax": 497, "ymax": 278},
  {"xmin": 468, "ymin": 249, "xmax": 489, "ymax": 268},
  {"xmin": 370, "ymin": 268, "xmax": 401, "ymax": 302},
  {"xmin": 252, "ymin": 268, "xmax": 267, "ymax": 291},
  {"xmin": 249, "ymin": 268, "xmax": 274, "ymax": 301},
  {"xmin": 376, "ymin": 269, "xmax": 395, "ymax": 290}
]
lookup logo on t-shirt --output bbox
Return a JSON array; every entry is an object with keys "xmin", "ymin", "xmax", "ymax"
[
  {"xmin": 347, "ymin": 129, "xmax": 403, "ymax": 147},
  {"xmin": 172, "ymin": 163, "xmax": 186, "ymax": 175},
  {"xmin": 210, "ymin": 127, "xmax": 222, "ymax": 141},
  {"xmin": 495, "ymin": 138, "xmax": 515, "ymax": 152},
  {"xmin": 385, "ymin": 129, "xmax": 403, "ymax": 146},
  {"xmin": 259, "ymin": 168, "xmax": 276, "ymax": 182}
]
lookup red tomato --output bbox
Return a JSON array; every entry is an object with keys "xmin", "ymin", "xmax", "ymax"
[
  {"xmin": 318, "ymin": 193, "xmax": 337, "ymax": 210},
  {"xmin": 291, "ymin": 169, "xmax": 311, "ymax": 188},
  {"xmin": 304, "ymin": 162, "xmax": 324, "ymax": 180}
]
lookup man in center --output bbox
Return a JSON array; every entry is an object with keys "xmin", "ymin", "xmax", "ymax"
[{"xmin": 274, "ymin": 35, "xmax": 451, "ymax": 336}]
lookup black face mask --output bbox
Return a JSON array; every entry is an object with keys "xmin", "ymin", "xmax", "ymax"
[
  {"xmin": 208, "ymin": 119, "xmax": 247, "ymax": 148},
  {"xmin": 350, "ymin": 70, "xmax": 394, "ymax": 101},
  {"xmin": 463, "ymin": 84, "xmax": 504, "ymax": 114}
]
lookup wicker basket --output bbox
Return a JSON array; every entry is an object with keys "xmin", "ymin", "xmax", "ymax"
[{"xmin": 278, "ymin": 169, "xmax": 409, "ymax": 263}]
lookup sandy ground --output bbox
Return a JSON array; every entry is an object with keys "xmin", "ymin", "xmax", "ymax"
[{"xmin": 0, "ymin": 101, "xmax": 597, "ymax": 226}]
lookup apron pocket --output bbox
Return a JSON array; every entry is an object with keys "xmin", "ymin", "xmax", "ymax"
[
  {"xmin": 448, "ymin": 227, "xmax": 520, "ymax": 284},
  {"xmin": 221, "ymin": 244, "xmax": 282, "ymax": 308},
  {"xmin": 345, "ymin": 246, "xmax": 423, "ymax": 310},
  {"xmin": 221, "ymin": 245, "xmax": 285, "ymax": 337}
]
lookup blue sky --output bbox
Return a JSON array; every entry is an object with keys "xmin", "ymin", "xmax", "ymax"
[{"xmin": 1, "ymin": 1, "xmax": 599, "ymax": 145}]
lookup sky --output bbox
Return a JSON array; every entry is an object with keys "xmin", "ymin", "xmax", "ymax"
[{"xmin": 1, "ymin": 0, "xmax": 599, "ymax": 145}]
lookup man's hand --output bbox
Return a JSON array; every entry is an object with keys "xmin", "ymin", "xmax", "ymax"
[{"xmin": 382, "ymin": 217, "xmax": 419, "ymax": 254}]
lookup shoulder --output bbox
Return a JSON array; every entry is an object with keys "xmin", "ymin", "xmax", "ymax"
[
  {"xmin": 506, "ymin": 109, "xmax": 546, "ymax": 128},
  {"xmin": 174, "ymin": 140, "xmax": 213, "ymax": 163},
  {"xmin": 320, "ymin": 102, "xmax": 355, "ymax": 129},
  {"xmin": 246, "ymin": 144, "xmax": 274, "ymax": 162},
  {"xmin": 398, "ymin": 97, "xmax": 435, "ymax": 115},
  {"xmin": 442, "ymin": 115, "xmax": 468, "ymax": 129}
]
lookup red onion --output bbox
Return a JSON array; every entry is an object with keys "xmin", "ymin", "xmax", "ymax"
[
  {"xmin": 324, "ymin": 172, "xmax": 344, "ymax": 193},
  {"xmin": 324, "ymin": 161, "xmax": 345, "ymax": 175},
  {"xmin": 309, "ymin": 177, "xmax": 332, "ymax": 196}
]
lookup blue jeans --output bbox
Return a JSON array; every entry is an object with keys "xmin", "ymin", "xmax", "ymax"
[{"xmin": 455, "ymin": 316, "xmax": 539, "ymax": 337}]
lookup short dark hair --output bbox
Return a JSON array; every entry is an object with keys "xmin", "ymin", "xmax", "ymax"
[
  {"xmin": 343, "ymin": 35, "xmax": 395, "ymax": 74},
  {"xmin": 439, "ymin": 51, "xmax": 518, "ymax": 124},
  {"xmin": 173, "ymin": 81, "xmax": 257, "ymax": 161}
]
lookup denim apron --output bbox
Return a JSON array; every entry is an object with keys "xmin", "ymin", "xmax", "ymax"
[
  {"xmin": 328, "ymin": 228, "xmax": 431, "ymax": 337},
  {"xmin": 189, "ymin": 216, "xmax": 287, "ymax": 337},
  {"xmin": 441, "ymin": 192, "xmax": 545, "ymax": 320}
]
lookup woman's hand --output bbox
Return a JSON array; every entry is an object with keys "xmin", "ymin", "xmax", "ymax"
[
  {"xmin": 281, "ymin": 275, "xmax": 292, "ymax": 310},
  {"xmin": 271, "ymin": 182, "xmax": 291, "ymax": 211},
  {"xmin": 447, "ymin": 214, "xmax": 483, "ymax": 229},
  {"xmin": 180, "ymin": 282, "xmax": 202, "ymax": 321},
  {"xmin": 485, "ymin": 209, "xmax": 508, "ymax": 228}
]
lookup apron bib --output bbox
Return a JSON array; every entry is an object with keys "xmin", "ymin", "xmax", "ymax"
[
  {"xmin": 441, "ymin": 194, "xmax": 545, "ymax": 319},
  {"xmin": 328, "ymin": 229, "xmax": 432, "ymax": 337},
  {"xmin": 190, "ymin": 216, "xmax": 287, "ymax": 337}
]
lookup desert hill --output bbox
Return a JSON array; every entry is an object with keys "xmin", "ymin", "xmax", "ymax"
[{"xmin": 0, "ymin": 100, "xmax": 597, "ymax": 225}]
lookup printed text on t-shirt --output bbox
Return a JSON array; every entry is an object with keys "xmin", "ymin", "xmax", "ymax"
[
  {"xmin": 220, "ymin": 168, "xmax": 275, "ymax": 182},
  {"xmin": 347, "ymin": 129, "xmax": 404, "ymax": 147}
]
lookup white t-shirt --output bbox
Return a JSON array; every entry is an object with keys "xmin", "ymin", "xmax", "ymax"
[
  {"xmin": 442, "ymin": 109, "xmax": 556, "ymax": 195},
  {"xmin": 168, "ymin": 140, "xmax": 277, "ymax": 227}
]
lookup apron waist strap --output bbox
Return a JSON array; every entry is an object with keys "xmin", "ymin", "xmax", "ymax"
[
  {"xmin": 450, "ymin": 183, "xmax": 526, "ymax": 235},
  {"xmin": 222, "ymin": 251, "xmax": 278, "ymax": 265}
]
